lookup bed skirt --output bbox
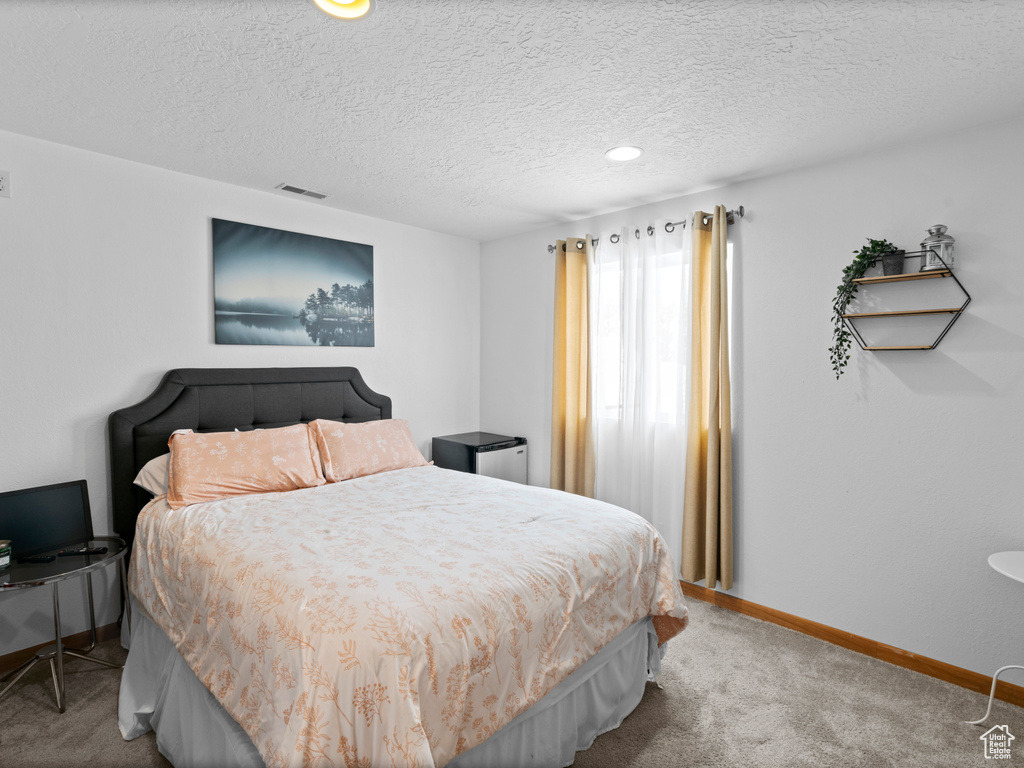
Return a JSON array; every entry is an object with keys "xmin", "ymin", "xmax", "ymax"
[{"xmin": 119, "ymin": 604, "xmax": 662, "ymax": 768}]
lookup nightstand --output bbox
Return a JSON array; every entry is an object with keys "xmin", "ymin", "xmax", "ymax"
[{"xmin": 0, "ymin": 536, "xmax": 131, "ymax": 713}]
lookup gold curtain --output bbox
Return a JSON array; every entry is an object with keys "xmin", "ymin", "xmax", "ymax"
[
  {"xmin": 682, "ymin": 206, "xmax": 733, "ymax": 589},
  {"xmin": 550, "ymin": 236, "xmax": 596, "ymax": 497}
]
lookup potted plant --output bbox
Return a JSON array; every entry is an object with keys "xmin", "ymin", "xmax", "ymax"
[
  {"xmin": 882, "ymin": 248, "xmax": 906, "ymax": 276},
  {"xmin": 829, "ymin": 238, "xmax": 899, "ymax": 378}
]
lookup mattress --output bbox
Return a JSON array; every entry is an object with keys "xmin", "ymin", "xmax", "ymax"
[{"xmin": 125, "ymin": 466, "xmax": 688, "ymax": 767}]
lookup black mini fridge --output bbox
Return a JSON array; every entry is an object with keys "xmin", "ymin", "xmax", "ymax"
[{"xmin": 432, "ymin": 432, "xmax": 528, "ymax": 485}]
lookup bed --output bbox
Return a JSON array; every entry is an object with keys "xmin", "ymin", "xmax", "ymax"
[{"xmin": 110, "ymin": 367, "xmax": 688, "ymax": 768}]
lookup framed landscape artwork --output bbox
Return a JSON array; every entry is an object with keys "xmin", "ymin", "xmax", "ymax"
[{"xmin": 213, "ymin": 218, "xmax": 374, "ymax": 347}]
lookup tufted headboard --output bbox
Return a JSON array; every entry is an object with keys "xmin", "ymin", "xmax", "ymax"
[{"xmin": 108, "ymin": 367, "xmax": 392, "ymax": 547}]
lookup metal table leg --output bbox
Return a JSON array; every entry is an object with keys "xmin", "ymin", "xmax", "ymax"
[
  {"xmin": 51, "ymin": 581, "xmax": 66, "ymax": 713},
  {"xmin": 0, "ymin": 656, "xmax": 41, "ymax": 700},
  {"xmin": 0, "ymin": 571, "xmax": 123, "ymax": 713},
  {"xmin": 966, "ymin": 664, "xmax": 1024, "ymax": 725},
  {"xmin": 119, "ymin": 556, "xmax": 132, "ymax": 635},
  {"xmin": 62, "ymin": 573, "xmax": 120, "ymax": 670}
]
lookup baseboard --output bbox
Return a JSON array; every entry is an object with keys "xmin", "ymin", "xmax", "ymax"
[
  {"xmin": 679, "ymin": 581, "xmax": 1024, "ymax": 708},
  {"xmin": 0, "ymin": 622, "xmax": 121, "ymax": 675}
]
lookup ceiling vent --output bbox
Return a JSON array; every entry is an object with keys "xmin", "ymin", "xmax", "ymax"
[{"xmin": 275, "ymin": 183, "xmax": 328, "ymax": 200}]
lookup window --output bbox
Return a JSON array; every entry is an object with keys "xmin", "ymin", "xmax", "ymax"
[
  {"xmin": 590, "ymin": 220, "xmax": 732, "ymax": 570},
  {"xmin": 592, "ymin": 227, "xmax": 689, "ymax": 426}
]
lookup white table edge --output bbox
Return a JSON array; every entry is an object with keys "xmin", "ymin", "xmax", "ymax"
[{"xmin": 988, "ymin": 551, "xmax": 1024, "ymax": 585}]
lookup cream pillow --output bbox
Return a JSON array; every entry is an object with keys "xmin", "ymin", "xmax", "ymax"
[
  {"xmin": 309, "ymin": 418, "xmax": 427, "ymax": 482},
  {"xmin": 134, "ymin": 454, "xmax": 170, "ymax": 496},
  {"xmin": 166, "ymin": 424, "xmax": 325, "ymax": 509}
]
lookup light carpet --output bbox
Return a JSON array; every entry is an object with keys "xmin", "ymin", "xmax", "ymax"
[{"xmin": 2, "ymin": 599, "xmax": 1021, "ymax": 767}]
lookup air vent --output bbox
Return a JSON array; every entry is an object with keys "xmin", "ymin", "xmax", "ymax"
[{"xmin": 275, "ymin": 183, "xmax": 328, "ymax": 200}]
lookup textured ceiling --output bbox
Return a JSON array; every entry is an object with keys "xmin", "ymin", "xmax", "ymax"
[{"xmin": 4, "ymin": 0, "xmax": 1024, "ymax": 241}]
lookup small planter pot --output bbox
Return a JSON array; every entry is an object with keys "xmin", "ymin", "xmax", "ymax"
[{"xmin": 882, "ymin": 250, "xmax": 906, "ymax": 276}]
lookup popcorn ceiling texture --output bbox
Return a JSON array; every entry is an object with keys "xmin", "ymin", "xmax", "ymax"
[{"xmin": 3, "ymin": 0, "xmax": 1024, "ymax": 241}]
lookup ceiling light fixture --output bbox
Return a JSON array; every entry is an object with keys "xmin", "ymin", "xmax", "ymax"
[
  {"xmin": 310, "ymin": 0, "xmax": 375, "ymax": 21},
  {"xmin": 605, "ymin": 146, "xmax": 644, "ymax": 162}
]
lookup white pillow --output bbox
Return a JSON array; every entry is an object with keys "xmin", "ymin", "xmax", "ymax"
[{"xmin": 134, "ymin": 453, "xmax": 170, "ymax": 496}]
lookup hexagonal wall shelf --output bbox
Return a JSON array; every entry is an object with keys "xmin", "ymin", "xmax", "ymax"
[{"xmin": 841, "ymin": 250, "xmax": 971, "ymax": 351}]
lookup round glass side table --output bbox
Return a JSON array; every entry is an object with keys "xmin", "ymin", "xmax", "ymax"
[{"xmin": 0, "ymin": 536, "xmax": 131, "ymax": 713}]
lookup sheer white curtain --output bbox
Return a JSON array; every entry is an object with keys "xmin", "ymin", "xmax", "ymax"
[{"xmin": 591, "ymin": 221, "xmax": 690, "ymax": 570}]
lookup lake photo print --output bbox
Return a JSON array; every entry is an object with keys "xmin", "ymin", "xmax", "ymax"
[{"xmin": 213, "ymin": 218, "xmax": 374, "ymax": 347}]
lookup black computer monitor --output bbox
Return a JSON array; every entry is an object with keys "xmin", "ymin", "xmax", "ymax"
[{"xmin": 0, "ymin": 479, "xmax": 94, "ymax": 559}]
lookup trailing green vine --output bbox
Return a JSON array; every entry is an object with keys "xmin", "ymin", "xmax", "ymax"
[{"xmin": 830, "ymin": 238, "xmax": 899, "ymax": 378}]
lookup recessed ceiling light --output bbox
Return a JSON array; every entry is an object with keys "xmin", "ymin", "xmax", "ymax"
[
  {"xmin": 605, "ymin": 146, "xmax": 644, "ymax": 162},
  {"xmin": 310, "ymin": 0, "xmax": 375, "ymax": 21}
]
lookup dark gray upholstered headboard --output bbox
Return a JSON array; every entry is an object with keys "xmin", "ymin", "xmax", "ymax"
[{"xmin": 108, "ymin": 367, "xmax": 392, "ymax": 547}]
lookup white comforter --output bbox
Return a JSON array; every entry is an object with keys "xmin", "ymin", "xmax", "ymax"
[{"xmin": 130, "ymin": 465, "xmax": 688, "ymax": 768}]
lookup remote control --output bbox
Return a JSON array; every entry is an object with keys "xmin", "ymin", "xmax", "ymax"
[
  {"xmin": 58, "ymin": 546, "xmax": 108, "ymax": 556},
  {"xmin": 19, "ymin": 555, "xmax": 56, "ymax": 564}
]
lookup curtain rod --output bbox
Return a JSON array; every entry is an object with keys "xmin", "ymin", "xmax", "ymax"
[{"xmin": 548, "ymin": 206, "xmax": 745, "ymax": 253}]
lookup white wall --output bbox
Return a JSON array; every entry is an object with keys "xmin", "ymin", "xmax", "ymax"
[
  {"xmin": 480, "ymin": 114, "xmax": 1024, "ymax": 680},
  {"xmin": 0, "ymin": 129, "xmax": 480, "ymax": 655}
]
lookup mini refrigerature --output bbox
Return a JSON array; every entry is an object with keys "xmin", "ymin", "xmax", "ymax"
[{"xmin": 431, "ymin": 432, "xmax": 528, "ymax": 485}]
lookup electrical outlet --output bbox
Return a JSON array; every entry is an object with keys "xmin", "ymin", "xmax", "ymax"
[{"xmin": 0, "ymin": 171, "xmax": 9, "ymax": 198}]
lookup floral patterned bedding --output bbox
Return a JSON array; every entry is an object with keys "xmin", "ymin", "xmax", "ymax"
[{"xmin": 130, "ymin": 465, "xmax": 688, "ymax": 768}]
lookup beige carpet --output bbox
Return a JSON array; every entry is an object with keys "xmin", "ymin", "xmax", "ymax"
[{"xmin": 2, "ymin": 600, "xmax": 1021, "ymax": 767}]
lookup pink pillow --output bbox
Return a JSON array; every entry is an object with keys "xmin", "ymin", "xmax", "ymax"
[
  {"xmin": 309, "ymin": 418, "xmax": 427, "ymax": 482},
  {"xmin": 166, "ymin": 424, "xmax": 325, "ymax": 509}
]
